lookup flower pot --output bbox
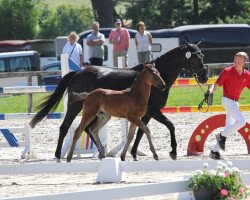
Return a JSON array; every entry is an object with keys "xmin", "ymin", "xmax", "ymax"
[{"xmin": 193, "ymin": 187, "xmax": 218, "ymax": 200}]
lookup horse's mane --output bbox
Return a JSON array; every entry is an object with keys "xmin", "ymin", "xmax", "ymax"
[{"xmin": 154, "ymin": 45, "xmax": 185, "ymax": 64}]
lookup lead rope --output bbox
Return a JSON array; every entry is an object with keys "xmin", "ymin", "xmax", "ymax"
[
  {"xmin": 185, "ymin": 52, "xmax": 209, "ymax": 112},
  {"xmin": 193, "ymin": 73, "xmax": 210, "ymax": 112}
]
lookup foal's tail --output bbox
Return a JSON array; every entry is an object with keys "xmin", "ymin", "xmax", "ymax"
[
  {"xmin": 69, "ymin": 92, "xmax": 89, "ymax": 104},
  {"xmin": 29, "ymin": 71, "xmax": 77, "ymax": 128}
]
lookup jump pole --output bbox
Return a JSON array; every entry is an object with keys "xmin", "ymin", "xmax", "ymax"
[{"xmin": 0, "ymin": 125, "xmax": 34, "ymax": 159}]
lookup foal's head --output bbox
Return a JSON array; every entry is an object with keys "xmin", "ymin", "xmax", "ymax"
[{"xmin": 144, "ymin": 63, "xmax": 166, "ymax": 91}]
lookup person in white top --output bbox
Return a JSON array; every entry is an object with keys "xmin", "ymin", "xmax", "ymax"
[
  {"xmin": 62, "ymin": 31, "xmax": 83, "ymax": 67},
  {"xmin": 135, "ymin": 21, "xmax": 152, "ymax": 64}
]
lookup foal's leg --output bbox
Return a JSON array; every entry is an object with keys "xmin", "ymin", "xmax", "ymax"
[
  {"xmin": 90, "ymin": 113, "xmax": 111, "ymax": 159},
  {"xmin": 67, "ymin": 109, "xmax": 99, "ymax": 162},
  {"xmin": 131, "ymin": 114, "xmax": 151, "ymax": 161},
  {"xmin": 132, "ymin": 109, "xmax": 177, "ymax": 160},
  {"xmin": 66, "ymin": 125, "xmax": 83, "ymax": 162},
  {"xmin": 120, "ymin": 123, "xmax": 137, "ymax": 161},
  {"xmin": 130, "ymin": 117, "xmax": 158, "ymax": 160}
]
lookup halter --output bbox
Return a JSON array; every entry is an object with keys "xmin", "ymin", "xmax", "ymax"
[{"xmin": 185, "ymin": 51, "xmax": 209, "ymax": 112}]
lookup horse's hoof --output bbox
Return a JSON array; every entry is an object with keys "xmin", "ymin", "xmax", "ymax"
[
  {"xmin": 154, "ymin": 155, "xmax": 159, "ymax": 161},
  {"xmin": 56, "ymin": 158, "xmax": 61, "ymax": 163},
  {"xmin": 98, "ymin": 154, "xmax": 106, "ymax": 160},
  {"xmin": 169, "ymin": 152, "xmax": 177, "ymax": 160},
  {"xmin": 120, "ymin": 156, "xmax": 125, "ymax": 161},
  {"xmin": 133, "ymin": 157, "xmax": 138, "ymax": 161}
]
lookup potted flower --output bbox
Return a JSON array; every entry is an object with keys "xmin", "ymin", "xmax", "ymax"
[{"xmin": 188, "ymin": 161, "xmax": 249, "ymax": 200}]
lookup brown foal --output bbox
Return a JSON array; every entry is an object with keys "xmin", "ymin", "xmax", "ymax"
[{"xmin": 67, "ymin": 63, "xmax": 166, "ymax": 162}]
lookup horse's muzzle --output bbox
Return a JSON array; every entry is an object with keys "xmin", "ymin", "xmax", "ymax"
[{"xmin": 159, "ymin": 84, "xmax": 166, "ymax": 91}]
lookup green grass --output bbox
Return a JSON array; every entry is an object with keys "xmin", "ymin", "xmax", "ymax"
[
  {"xmin": 0, "ymin": 93, "xmax": 63, "ymax": 113},
  {"xmin": 0, "ymin": 87, "xmax": 249, "ymax": 113}
]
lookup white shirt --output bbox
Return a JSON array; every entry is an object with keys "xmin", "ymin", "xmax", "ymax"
[
  {"xmin": 62, "ymin": 42, "xmax": 83, "ymax": 66},
  {"xmin": 135, "ymin": 31, "xmax": 151, "ymax": 52}
]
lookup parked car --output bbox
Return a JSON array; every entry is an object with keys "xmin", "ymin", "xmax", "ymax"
[
  {"xmin": 0, "ymin": 51, "xmax": 42, "ymax": 86},
  {"xmin": 41, "ymin": 61, "xmax": 61, "ymax": 85}
]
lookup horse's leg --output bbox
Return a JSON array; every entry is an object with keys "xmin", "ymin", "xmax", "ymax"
[
  {"xmin": 55, "ymin": 101, "xmax": 82, "ymax": 161},
  {"xmin": 130, "ymin": 117, "xmax": 158, "ymax": 160},
  {"xmin": 131, "ymin": 115, "xmax": 151, "ymax": 161},
  {"xmin": 120, "ymin": 123, "xmax": 137, "ymax": 161},
  {"xmin": 150, "ymin": 109, "xmax": 177, "ymax": 160},
  {"xmin": 89, "ymin": 113, "xmax": 111, "ymax": 159}
]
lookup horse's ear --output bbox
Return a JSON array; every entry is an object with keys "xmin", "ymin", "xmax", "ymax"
[{"xmin": 196, "ymin": 39, "xmax": 204, "ymax": 46}]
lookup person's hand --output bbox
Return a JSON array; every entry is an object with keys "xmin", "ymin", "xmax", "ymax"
[{"xmin": 204, "ymin": 90, "xmax": 210, "ymax": 103}]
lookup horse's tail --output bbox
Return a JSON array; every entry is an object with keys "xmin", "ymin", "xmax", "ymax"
[
  {"xmin": 69, "ymin": 92, "xmax": 89, "ymax": 104},
  {"xmin": 29, "ymin": 71, "xmax": 77, "ymax": 128}
]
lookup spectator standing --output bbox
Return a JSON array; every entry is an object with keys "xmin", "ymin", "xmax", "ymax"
[
  {"xmin": 86, "ymin": 22, "xmax": 105, "ymax": 66},
  {"xmin": 109, "ymin": 19, "xmax": 130, "ymax": 67},
  {"xmin": 62, "ymin": 31, "xmax": 83, "ymax": 67},
  {"xmin": 135, "ymin": 21, "xmax": 152, "ymax": 64},
  {"xmin": 208, "ymin": 52, "xmax": 250, "ymax": 160}
]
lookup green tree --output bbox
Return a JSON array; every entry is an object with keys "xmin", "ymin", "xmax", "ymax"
[
  {"xmin": 199, "ymin": 0, "xmax": 250, "ymax": 24},
  {"xmin": 39, "ymin": 4, "xmax": 94, "ymax": 39},
  {"xmin": 123, "ymin": 0, "xmax": 250, "ymax": 29},
  {"xmin": 123, "ymin": 0, "xmax": 193, "ymax": 29},
  {"xmin": 0, "ymin": 0, "xmax": 45, "ymax": 40}
]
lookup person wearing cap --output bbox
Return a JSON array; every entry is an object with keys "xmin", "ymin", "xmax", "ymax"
[
  {"xmin": 62, "ymin": 31, "xmax": 83, "ymax": 67},
  {"xmin": 109, "ymin": 19, "xmax": 130, "ymax": 67},
  {"xmin": 135, "ymin": 21, "xmax": 153, "ymax": 64},
  {"xmin": 208, "ymin": 52, "xmax": 250, "ymax": 160},
  {"xmin": 86, "ymin": 22, "xmax": 105, "ymax": 66}
]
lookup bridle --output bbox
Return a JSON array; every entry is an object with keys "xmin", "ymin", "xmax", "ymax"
[{"xmin": 185, "ymin": 50, "xmax": 210, "ymax": 112}]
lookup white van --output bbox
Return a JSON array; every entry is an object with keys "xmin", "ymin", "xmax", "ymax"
[
  {"xmin": 0, "ymin": 51, "xmax": 42, "ymax": 87},
  {"xmin": 77, "ymin": 24, "xmax": 250, "ymax": 67}
]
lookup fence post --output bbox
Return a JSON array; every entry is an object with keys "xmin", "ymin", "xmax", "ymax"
[{"xmin": 27, "ymin": 75, "xmax": 32, "ymax": 113}]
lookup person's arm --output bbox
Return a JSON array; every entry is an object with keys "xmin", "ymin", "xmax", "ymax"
[
  {"xmin": 80, "ymin": 54, "xmax": 83, "ymax": 67},
  {"xmin": 148, "ymin": 33, "xmax": 152, "ymax": 46},
  {"xmin": 126, "ymin": 37, "xmax": 130, "ymax": 51},
  {"xmin": 135, "ymin": 35, "xmax": 138, "ymax": 48},
  {"xmin": 208, "ymin": 83, "xmax": 219, "ymax": 94},
  {"xmin": 125, "ymin": 30, "xmax": 130, "ymax": 51},
  {"xmin": 87, "ymin": 38, "xmax": 104, "ymax": 46},
  {"xmin": 109, "ymin": 31, "xmax": 116, "ymax": 44},
  {"xmin": 246, "ymin": 74, "xmax": 250, "ymax": 90}
]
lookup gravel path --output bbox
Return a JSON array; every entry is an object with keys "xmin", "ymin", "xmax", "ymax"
[{"xmin": 1, "ymin": 112, "xmax": 250, "ymax": 199}]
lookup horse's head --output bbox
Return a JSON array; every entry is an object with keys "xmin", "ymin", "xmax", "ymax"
[
  {"xmin": 144, "ymin": 63, "xmax": 166, "ymax": 91},
  {"xmin": 183, "ymin": 40, "xmax": 208, "ymax": 83}
]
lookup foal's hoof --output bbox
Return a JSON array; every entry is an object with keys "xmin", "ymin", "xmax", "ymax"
[{"xmin": 169, "ymin": 151, "xmax": 177, "ymax": 160}]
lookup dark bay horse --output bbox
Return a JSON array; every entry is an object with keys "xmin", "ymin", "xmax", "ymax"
[
  {"xmin": 67, "ymin": 64, "xmax": 166, "ymax": 162},
  {"xmin": 30, "ymin": 41, "xmax": 208, "ymax": 161}
]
